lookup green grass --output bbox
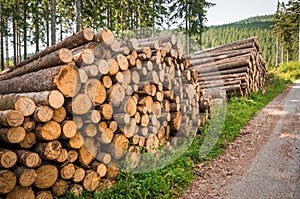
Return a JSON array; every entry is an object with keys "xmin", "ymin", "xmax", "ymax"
[
  {"xmin": 273, "ymin": 61, "xmax": 300, "ymax": 82},
  {"xmin": 62, "ymin": 66, "xmax": 294, "ymax": 199}
]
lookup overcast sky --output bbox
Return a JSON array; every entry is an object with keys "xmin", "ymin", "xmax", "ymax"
[{"xmin": 206, "ymin": 0, "xmax": 289, "ymax": 26}]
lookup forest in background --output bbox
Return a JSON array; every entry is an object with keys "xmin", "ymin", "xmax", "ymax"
[
  {"xmin": 202, "ymin": 0, "xmax": 300, "ymax": 68},
  {"xmin": 201, "ymin": 15, "xmax": 277, "ymax": 67},
  {"xmin": 0, "ymin": 0, "xmax": 299, "ymax": 70},
  {"xmin": 0, "ymin": 0, "xmax": 214, "ymax": 70}
]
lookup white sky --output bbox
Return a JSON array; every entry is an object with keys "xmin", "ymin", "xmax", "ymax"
[{"xmin": 206, "ymin": 0, "xmax": 289, "ymax": 26}]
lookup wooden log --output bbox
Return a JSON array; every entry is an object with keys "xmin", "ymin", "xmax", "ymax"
[
  {"xmin": 83, "ymin": 170, "xmax": 100, "ymax": 192},
  {"xmin": 79, "ymin": 138, "xmax": 98, "ymax": 166},
  {"xmin": 0, "ymin": 126, "xmax": 26, "ymax": 144},
  {"xmin": 35, "ymin": 121, "xmax": 61, "ymax": 141},
  {"xmin": 0, "ymin": 64, "xmax": 81, "ymax": 97},
  {"xmin": 116, "ymin": 54, "xmax": 129, "ymax": 71},
  {"xmin": 99, "ymin": 103, "xmax": 113, "ymax": 120},
  {"xmin": 107, "ymin": 83, "xmax": 126, "ymax": 107},
  {"xmin": 96, "ymin": 152, "xmax": 111, "ymax": 165},
  {"xmin": 145, "ymin": 135, "xmax": 159, "ymax": 153},
  {"xmin": 35, "ymin": 164, "xmax": 58, "ymax": 189},
  {"xmin": 15, "ymin": 150, "xmax": 41, "ymax": 168},
  {"xmin": 193, "ymin": 59, "xmax": 250, "ymax": 74},
  {"xmin": 106, "ymin": 162, "xmax": 119, "ymax": 178},
  {"xmin": 0, "ymin": 170, "xmax": 17, "ymax": 194},
  {"xmin": 0, "ymin": 110, "xmax": 24, "ymax": 127},
  {"xmin": 35, "ymin": 141, "xmax": 62, "ymax": 160},
  {"xmin": 84, "ymin": 78, "xmax": 107, "ymax": 106},
  {"xmin": 69, "ymin": 184, "xmax": 84, "ymax": 197},
  {"xmin": 22, "ymin": 117, "xmax": 35, "ymax": 132},
  {"xmin": 98, "ymin": 128, "xmax": 114, "ymax": 144},
  {"xmin": 60, "ymin": 120, "xmax": 77, "ymax": 139},
  {"xmin": 84, "ymin": 123, "xmax": 98, "ymax": 137},
  {"xmin": 91, "ymin": 161, "xmax": 107, "ymax": 177},
  {"xmin": 108, "ymin": 120, "xmax": 118, "ymax": 132},
  {"xmin": 94, "ymin": 28, "xmax": 115, "ymax": 46},
  {"xmin": 121, "ymin": 119, "xmax": 138, "ymax": 138},
  {"xmin": 66, "ymin": 93, "xmax": 92, "ymax": 115},
  {"xmin": 0, "ymin": 48, "xmax": 73, "ymax": 81},
  {"xmin": 52, "ymin": 107, "xmax": 67, "ymax": 123},
  {"xmin": 116, "ymin": 96, "xmax": 137, "ymax": 117},
  {"xmin": 79, "ymin": 68, "xmax": 89, "ymax": 83},
  {"xmin": 67, "ymin": 150, "xmax": 79, "ymax": 163},
  {"xmin": 0, "ymin": 96, "xmax": 35, "ymax": 116},
  {"xmin": 51, "ymin": 179, "xmax": 69, "ymax": 197},
  {"xmin": 101, "ymin": 75, "xmax": 113, "ymax": 90},
  {"xmin": 5, "ymin": 90, "xmax": 65, "ymax": 109},
  {"xmin": 6, "ymin": 186, "xmax": 35, "ymax": 199},
  {"xmin": 107, "ymin": 58, "xmax": 120, "ymax": 76},
  {"xmin": 97, "ymin": 59, "xmax": 109, "ymax": 75},
  {"xmin": 60, "ymin": 163, "xmax": 75, "ymax": 180},
  {"xmin": 194, "ymin": 37, "xmax": 257, "ymax": 55},
  {"xmin": 14, "ymin": 166, "xmax": 37, "ymax": 187},
  {"xmin": 73, "ymin": 49, "xmax": 95, "ymax": 67},
  {"xmin": 65, "ymin": 133, "xmax": 84, "ymax": 149},
  {"xmin": 0, "ymin": 149, "xmax": 17, "ymax": 168},
  {"xmin": 9, "ymin": 28, "xmax": 94, "ymax": 69},
  {"xmin": 56, "ymin": 148, "xmax": 68, "ymax": 163},
  {"xmin": 19, "ymin": 132, "xmax": 36, "ymax": 149},
  {"xmin": 121, "ymin": 39, "xmax": 139, "ymax": 50},
  {"xmin": 73, "ymin": 166, "xmax": 85, "ymax": 183},
  {"xmin": 35, "ymin": 191, "xmax": 54, "ymax": 199},
  {"xmin": 33, "ymin": 106, "xmax": 53, "ymax": 123},
  {"xmin": 170, "ymin": 112, "xmax": 182, "ymax": 131},
  {"xmin": 190, "ymin": 50, "xmax": 252, "ymax": 65}
]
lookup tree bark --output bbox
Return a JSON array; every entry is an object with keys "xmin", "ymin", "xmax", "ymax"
[{"xmin": 0, "ymin": 64, "xmax": 81, "ymax": 97}]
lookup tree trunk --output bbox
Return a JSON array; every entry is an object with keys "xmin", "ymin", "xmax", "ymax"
[
  {"xmin": 1, "ymin": 48, "xmax": 73, "ymax": 80},
  {"xmin": 76, "ymin": 0, "xmax": 82, "ymax": 32},
  {"xmin": 14, "ymin": 28, "xmax": 94, "ymax": 69},
  {"xmin": 23, "ymin": 0, "xmax": 27, "ymax": 59},
  {"xmin": 0, "ymin": 1, "xmax": 3, "ymax": 71},
  {"xmin": 51, "ymin": 0, "xmax": 56, "ymax": 45},
  {"xmin": 0, "ymin": 64, "xmax": 81, "ymax": 97},
  {"xmin": 5, "ymin": 20, "xmax": 9, "ymax": 68}
]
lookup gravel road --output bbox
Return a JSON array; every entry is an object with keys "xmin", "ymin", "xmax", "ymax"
[{"xmin": 181, "ymin": 80, "xmax": 300, "ymax": 199}]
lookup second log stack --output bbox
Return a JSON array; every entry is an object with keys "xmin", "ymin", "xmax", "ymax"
[{"xmin": 188, "ymin": 37, "xmax": 268, "ymax": 98}]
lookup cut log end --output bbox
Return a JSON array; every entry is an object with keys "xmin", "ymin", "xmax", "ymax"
[{"xmin": 54, "ymin": 64, "xmax": 81, "ymax": 97}]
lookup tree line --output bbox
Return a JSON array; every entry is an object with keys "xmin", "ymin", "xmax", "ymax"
[
  {"xmin": 0, "ymin": 0, "xmax": 215, "ymax": 70},
  {"xmin": 272, "ymin": 0, "xmax": 299, "ymax": 65}
]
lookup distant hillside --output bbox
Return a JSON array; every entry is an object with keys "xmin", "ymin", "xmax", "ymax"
[{"xmin": 202, "ymin": 15, "xmax": 275, "ymax": 67}]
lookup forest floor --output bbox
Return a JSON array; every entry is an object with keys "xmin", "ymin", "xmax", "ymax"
[{"xmin": 181, "ymin": 80, "xmax": 300, "ymax": 199}]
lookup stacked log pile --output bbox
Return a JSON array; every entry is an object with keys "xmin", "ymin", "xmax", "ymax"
[
  {"xmin": 0, "ymin": 28, "xmax": 211, "ymax": 198},
  {"xmin": 188, "ymin": 37, "xmax": 268, "ymax": 98}
]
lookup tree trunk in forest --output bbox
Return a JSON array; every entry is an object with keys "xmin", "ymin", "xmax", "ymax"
[
  {"xmin": 0, "ymin": 0, "xmax": 4, "ymax": 71},
  {"xmin": 275, "ymin": 33, "xmax": 278, "ymax": 66},
  {"xmin": 13, "ymin": 14, "xmax": 17, "ymax": 65},
  {"xmin": 51, "ymin": 0, "xmax": 56, "ymax": 45},
  {"xmin": 5, "ymin": 17, "xmax": 9, "ymax": 68},
  {"xmin": 76, "ymin": 0, "xmax": 82, "ymax": 32},
  {"xmin": 23, "ymin": 0, "xmax": 27, "ymax": 59}
]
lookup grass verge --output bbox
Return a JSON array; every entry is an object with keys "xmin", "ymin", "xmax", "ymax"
[{"xmin": 62, "ymin": 71, "xmax": 293, "ymax": 199}]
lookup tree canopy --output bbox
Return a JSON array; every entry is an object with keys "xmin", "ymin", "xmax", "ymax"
[{"xmin": 0, "ymin": 0, "xmax": 214, "ymax": 70}]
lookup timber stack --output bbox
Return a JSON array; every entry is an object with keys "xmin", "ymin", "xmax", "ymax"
[
  {"xmin": 188, "ymin": 37, "xmax": 268, "ymax": 98},
  {"xmin": 0, "ymin": 28, "xmax": 211, "ymax": 198}
]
